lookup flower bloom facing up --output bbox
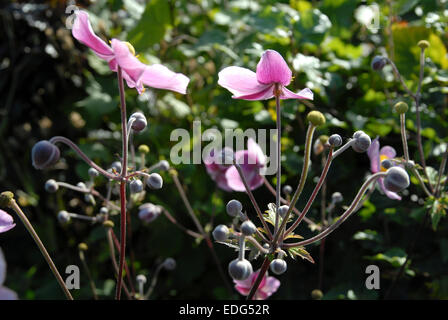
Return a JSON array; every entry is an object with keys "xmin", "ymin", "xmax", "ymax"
[
  {"xmin": 367, "ymin": 137, "xmax": 401, "ymax": 200},
  {"xmin": 0, "ymin": 248, "xmax": 18, "ymax": 300},
  {"xmin": 0, "ymin": 210, "xmax": 15, "ymax": 234},
  {"xmin": 72, "ymin": 10, "xmax": 189, "ymax": 94},
  {"xmin": 205, "ymin": 139, "xmax": 266, "ymax": 192},
  {"xmin": 218, "ymin": 49, "xmax": 313, "ymax": 101},
  {"xmin": 234, "ymin": 269, "xmax": 280, "ymax": 300}
]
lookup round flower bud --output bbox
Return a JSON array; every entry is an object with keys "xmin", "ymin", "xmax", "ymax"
[
  {"xmin": 384, "ymin": 167, "xmax": 410, "ymax": 193},
  {"xmin": 352, "ymin": 131, "xmax": 371, "ymax": 153},
  {"xmin": 57, "ymin": 210, "xmax": 71, "ymax": 224},
  {"xmin": 394, "ymin": 101, "xmax": 409, "ymax": 114},
  {"xmin": 381, "ymin": 159, "xmax": 394, "ymax": 170},
  {"xmin": 371, "ymin": 55, "xmax": 387, "ymax": 71},
  {"xmin": 307, "ymin": 111, "xmax": 326, "ymax": 127},
  {"xmin": 282, "ymin": 185, "xmax": 293, "ymax": 196},
  {"xmin": 88, "ymin": 167, "xmax": 99, "ymax": 178},
  {"xmin": 278, "ymin": 205, "xmax": 289, "ymax": 219},
  {"xmin": 130, "ymin": 112, "xmax": 147, "ymax": 132},
  {"xmin": 241, "ymin": 220, "xmax": 256, "ymax": 236},
  {"xmin": 95, "ymin": 213, "xmax": 106, "ymax": 223},
  {"xmin": 138, "ymin": 203, "xmax": 162, "ymax": 223},
  {"xmin": 158, "ymin": 160, "xmax": 170, "ymax": 171},
  {"xmin": 138, "ymin": 145, "xmax": 150, "ymax": 154},
  {"xmin": 311, "ymin": 289, "xmax": 323, "ymax": 300},
  {"xmin": 129, "ymin": 179, "xmax": 143, "ymax": 194},
  {"xmin": 136, "ymin": 274, "xmax": 147, "ymax": 284},
  {"xmin": 78, "ymin": 243, "xmax": 88, "ymax": 251},
  {"xmin": 331, "ymin": 192, "xmax": 343, "ymax": 203},
  {"xmin": 212, "ymin": 224, "xmax": 230, "ymax": 242},
  {"xmin": 270, "ymin": 259, "xmax": 287, "ymax": 275},
  {"xmin": 99, "ymin": 207, "xmax": 109, "ymax": 215},
  {"xmin": 77, "ymin": 182, "xmax": 87, "ymax": 190},
  {"xmin": 111, "ymin": 161, "xmax": 122, "ymax": 173},
  {"xmin": 228, "ymin": 258, "xmax": 253, "ymax": 281},
  {"xmin": 31, "ymin": 140, "xmax": 60, "ymax": 170},
  {"xmin": 417, "ymin": 40, "xmax": 429, "ymax": 49},
  {"xmin": 103, "ymin": 220, "xmax": 114, "ymax": 228},
  {"xmin": 163, "ymin": 258, "xmax": 176, "ymax": 270},
  {"xmin": 45, "ymin": 179, "xmax": 59, "ymax": 193},
  {"xmin": 328, "ymin": 134, "xmax": 342, "ymax": 147},
  {"xmin": 146, "ymin": 173, "xmax": 163, "ymax": 189},
  {"xmin": 226, "ymin": 199, "xmax": 242, "ymax": 217}
]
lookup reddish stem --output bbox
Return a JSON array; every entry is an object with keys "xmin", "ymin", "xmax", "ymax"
[{"xmin": 246, "ymin": 257, "xmax": 271, "ymax": 300}]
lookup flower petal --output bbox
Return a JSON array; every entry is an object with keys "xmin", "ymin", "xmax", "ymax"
[
  {"xmin": 378, "ymin": 178, "xmax": 402, "ymax": 200},
  {"xmin": 141, "ymin": 64, "xmax": 190, "ymax": 94},
  {"xmin": 280, "ymin": 87, "xmax": 314, "ymax": 100},
  {"xmin": 380, "ymin": 145, "xmax": 396, "ymax": 159},
  {"xmin": 111, "ymin": 39, "xmax": 146, "ymax": 83},
  {"xmin": 256, "ymin": 50, "xmax": 292, "ymax": 86},
  {"xmin": 0, "ymin": 286, "xmax": 18, "ymax": 300},
  {"xmin": 0, "ymin": 210, "xmax": 15, "ymax": 234},
  {"xmin": 367, "ymin": 137, "xmax": 380, "ymax": 173},
  {"xmin": 72, "ymin": 11, "xmax": 114, "ymax": 61},
  {"xmin": 247, "ymin": 138, "xmax": 267, "ymax": 166},
  {"xmin": 218, "ymin": 66, "xmax": 271, "ymax": 97},
  {"xmin": 0, "ymin": 248, "xmax": 5, "ymax": 285},
  {"xmin": 234, "ymin": 85, "xmax": 276, "ymax": 101}
]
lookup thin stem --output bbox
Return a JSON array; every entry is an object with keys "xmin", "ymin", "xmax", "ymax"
[
  {"xmin": 282, "ymin": 172, "xmax": 387, "ymax": 248},
  {"xmin": 110, "ymin": 230, "xmax": 136, "ymax": 296},
  {"xmin": 332, "ymin": 139, "xmax": 355, "ymax": 159},
  {"xmin": 386, "ymin": 58, "xmax": 415, "ymax": 98},
  {"xmin": 274, "ymin": 91, "xmax": 282, "ymax": 237},
  {"xmin": 79, "ymin": 250, "xmax": 98, "ymax": 300},
  {"xmin": 161, "ymin": 207, "xmax": 202, "ymax": 239},
  {"xmin": 9, "ymin": 199, "xmax": 73, "ymax": 300},
  {"xmin": 435, "ymin": 147, "xmax": 448, "ymax": 197},
  {"xmin": 49, "ymin": 136, "xmax": 119, "ymax": 181},
  {"xmin": 246, "ymin": 256, "xmax": 271, "ymax": 300},
  {"xmin": 400, "ymin": 113, "xmax": 410, "ymax": 164},
  {"xmin": 144, "ymin": 263, "xmax": 164, "ymax": 299},
  {"xmin": 106, "ymin": 229, "xmax": 132, "ymax": 299}
]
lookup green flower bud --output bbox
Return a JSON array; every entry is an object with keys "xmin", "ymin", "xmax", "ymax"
[
  {"xmin": 394, "ymin": 101, "xmax": 409, "ymax": 114},
  {"xmin": 417, "ymin": 40, "xmax": 429, "ymax": 49},
  {"xmin": 78, "ymin": 243, "xmax": 88, "ymax": 251},
  {"xmin": 307, "ymin": 111, "xmax": 326, "ymax": 127}
]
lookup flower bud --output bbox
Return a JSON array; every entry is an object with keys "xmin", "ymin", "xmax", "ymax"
[
  {"xmin": 45, "ymin": 179, "xmax": 59, "ymax": 193},
  {"xmin": 278, "ymin": 205, "xmax": 289, "ymax": 219},
  {"xmin": 371, "ymin": 55, "xmax": 387, "ymax": 71},
  {"xmin": 311, "ymin": 289, "xmax": 323, "ymax": 300},
  {"xmin": 212, "ymin": 224, "xmax": 230, "ymax": 242},
  {"xmin": 241, "ymin": 220, "xmax": 256, "ymax": 236},
  {"xmin": 394, "ymin": 101, "xmax": 409, "ymax": 114},
  {"xmin": 31, "ymin": 140, "xmax": 60, "ymax": 170},
  {"xmin": 138, "ymin": 145, "xmax": 150, "ymax": 154},
  {"xmin": 136, "ymin": 274, "xmax": 147, "ymax": 284},
  {"xmin": 88, "ymin": 167, "xmax": 99, "ymax": 178},
  {"xmin": 417, "ymin": 40, "xmax": 429, "ymax": 49},
  {"xmin": 381, "ymin": 159, "xmax": 394, "ymax": 170},
  {"xmin": 99, "ymin": 207, "xmax": 109, "ymax": 215},
  {"xmin": 77, "ymin": 182, "xmax": 87, "ymax": 190},
  {"xmin": 328, "ymin": 134, "xmax": 342, "ymax": 147},
  {"xmin": 130, "ymin": 112, "xmax": 147, "ymax": 132},
  {"xmin": 146, "ymin": 173, "xmax": 163, "ymax": 189},
  {"xmin": 163, "ymin": 258, "xmax": 176, "ymax": 270},
  {"xmin": 78, "ymin": 243, "xmax": 88, "ymax": 251},
  {"xmin": 282, "ymin": 185, "xmax": 292, "ymax": 196},
  {"xmin": 111, "ymin": 161, "xmax": 122, "ymax": 173},
  {"xmin": 158, "ymin": 160, "xmax": 170, "ymax": 171},
  {"xmin": 270, "ymin": 258, "xmax": 287, "ymax": 275},
  {"xmin": 138, "ymin": 203, "xmax": 162, "ymax": 223},
  {"xmin": 226, "ymin": 199, "xmax": 242, "ymax": 217},
  {"xmin": 57, "ymin": 210, "xmax": 71, "ymax": 224},
  {"xmin": 331, "ymin": 192, "xmax": 343, "ymax": 203},
  {"xmin": 384, "ymin": 167, "xmax": 410, "ymax": 193},
  {"xmin": 130, "ymin": 179, "xmax": 143, "ymax": 194},
  {"xmin": 228, "ymin": 258, "xmax": 253, "ymax": 280},
  {"xmin": 352, "ymin": 131, "xmax": 371, "ymax": 153},
  {"xmin": 103, "ymin": 220, "xmax": 114, "ymax": 228},
  {"xmin": 307, "ymin": 111, "xmax": 326, "ymax": 127}
]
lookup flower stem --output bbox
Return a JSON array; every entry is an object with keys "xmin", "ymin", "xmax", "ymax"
[
  {"xmin": 8, "ymin": 198, "xmax": 73, "ymax": 300},
  {"xmin": 79, "ymin": 249, "xmax": 98, "ymax": 300},
  {"xmin": 274, "ymin": 91, "xmax": 282, "ymax": 237},
  {"xmin": 246, "ymin": 256, "xmax": 271, "ymax": 300}
]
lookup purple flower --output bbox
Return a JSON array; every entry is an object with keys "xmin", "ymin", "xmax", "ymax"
[
  {"xmin": 0, "ymin": 248, "xmax": 18, "ymax": 300},
  {"xmin": 234, "ymin": 269, "xmax": 280, "ymax": 300},
  {"xmin": 218, "ymin": 49, "xmax": 313, "ymax": 101},
  {"xmin": 0, "ymin": 210, "xmax": 15, "ymax": 234},
  {"xmin": 367, "ymin": 137, "xmax": 401, "ymax": 200},
  {"xmin": 72, "ymin": 10, "xmax": 189, "ymax": 94},
  {"xmin": 205, "ymin": 139, "xmax": 266, "ymax": 192}
]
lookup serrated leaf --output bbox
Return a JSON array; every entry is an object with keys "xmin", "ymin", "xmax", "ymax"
[
  {"xmin": 288, "ymin": 246, "xmax": 315, "ymax": 264},
  {"xmin": 284, "ymin": 233, "xmax": 304, "ymax": 240},
  {"xmin": 263, "ymin": 203, "xmax": 293, "ymax": 226}
]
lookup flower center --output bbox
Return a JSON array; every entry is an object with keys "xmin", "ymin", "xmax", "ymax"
[{"xmin": 380, "ymin": 154, "xmax": 389, "ymax": 172}]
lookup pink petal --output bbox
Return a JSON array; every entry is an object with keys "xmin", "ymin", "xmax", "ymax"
[
  {"xmin": 234, "ymin": 85, "xmax": 276, "ymax": 101},
  {"xmin": 247, "ymin": 138, "xmax": 266, "ymax": 166},
  {"xmin": 380, "ymin": 146, "xmax": 396, "ymax": 159},
  {"xmin": 262, "ymin": 276, "xmax": 281, "ymax": 296},
  {"xmin": 72, "ymin": 11, "xmax": 114, "ymax": 61},
  {"xmin": 141, "ymin": 64, "xmax": 190, "ymax": 94},
  {"xmin": 218, "ymin": 66, "xmax": 271, "ymax": 98},
  {"xmin": 0, "ymin": 248, "xmax": 5, "ymax": 285},
  {"xmin": 225, "ymin": 164, "xmax": 264, "ymax": 192},
  {"xmin": 0, "ymin": 287, "xmax": 18, "ymax": 300},
  {"xmin": 280, "ymin": 87, "xmax": 314, "ymax": 100},
  {"xmin": 256, "ymin": 50, "xmax": 292, "ymax": 86},
  {"xmin": 378, "ymin": 178, "xmax": 402, "ymax": 200},
  {"xmin": 111, "ymin": 39, "xmax": 146, "ymax": 85},
  {"xmin": 367, "ymin": 137, "xmax": 380, "ymax": 173},
  {"xmin": 0, "ymin": 210, "xmax": 15, "ymax": 234}
]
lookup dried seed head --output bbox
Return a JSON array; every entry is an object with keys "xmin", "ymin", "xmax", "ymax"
[
  {"xmin": 138, "ymin": 145, "xmax": 150, "ymax": 154},
  {"xmin": 417, "ymin": 40, "xmax": 430, "ymax": 49}
]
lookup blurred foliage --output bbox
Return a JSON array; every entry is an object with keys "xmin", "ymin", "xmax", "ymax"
[{"xmin": 0, "ymin": 0, "xmax": 447, "ymax": 300}]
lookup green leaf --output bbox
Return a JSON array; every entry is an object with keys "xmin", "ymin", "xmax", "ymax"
[
  {"xmin": 287, "ymin": 246, "xmax": 315, "ymax": 264},
  {"xmin": 127, "ymin": 0, "xmax": 171, "ymax": 51},
  {"xmin": 366, "ymin": 248, "xmax": 407, "ymax": 268}
]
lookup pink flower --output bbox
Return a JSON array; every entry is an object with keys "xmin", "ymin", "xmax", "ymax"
[
  {"xmin": 218, "ymin": 49, "xmax": 313, "ymax": 101},
  {"xmin": 205, "ymin": 139, "xmax": 266, "ymax": 192},
  {"xmin": 0, "ymin": 210, "xmax": 15, "ymax": 233},
  {"xmin": 234, "ymin": 269, "xmax": 280, "ymax": 300},
  {"xmin": 72, "ymin": 10, "xmax": 189, "ymax": 94},
  {"xmin": 0, "ymin": 248, "xmax": 18, "ymax": 300},
  {"xmin": 367, "ymin": 137, "xmax": 401, "ymax": 200}
]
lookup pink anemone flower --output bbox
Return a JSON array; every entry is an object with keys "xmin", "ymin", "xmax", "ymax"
[
  {"xmin": 204, "ymin": 147, "xmax": 234, "ymax": 192},
  {"xmin": 367, "ymin": 137, "xmax": 401, "ymax": 200},
  {"xmin": 0, "ymin": 210, "xmax": 15, "ymax": 234},
  {"xmin": 234, "ymin": 269, "xmax": 280, "ymax": 300},
  {"xmin": 0, "ymin": 248, "xmax": 18, "ymax": 300},
  {"xmin": 72, "ymin": 10, "xmax": 189, "ymax": 94},
  {"xmin": 218, "ymin": 49, "xmax": 313, "ymax": 101}
]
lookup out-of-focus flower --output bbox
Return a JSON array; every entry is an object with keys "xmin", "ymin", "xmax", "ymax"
[
  {"xmin": 367, "ymin": 138, "xmax": 401, "ymax": 200},
  {"xmin": 0, "ymin": 210, "xmax": 15, "ymax": 234},
  {"xmin": 218, "ymin": 50, "xmax": 313, "ymax": 101},
  {"xmin": 72, "ymin": 10, "xmax": 189, "ymax": 94},
  {"xmin": 138, "ymin": 203, "xmax": 162, "ymax": 223},
  {"xmin": 204, "ymin": 147, "xmax": 234, "ymax": 192},
  {"xmin": 0, "ymin": 248, "xmax": 18, "ymax": 300},
  {"xmin": 234, "ymin": 269, "xmax": 280, "ymax": 300}
]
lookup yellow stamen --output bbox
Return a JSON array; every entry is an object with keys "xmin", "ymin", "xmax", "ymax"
[
  {"xmin": 380, "ymin": 154, "xmax": 389, "ymax": 172},
  {"xmin": 124, "ymin": 42, "xmax": 136, "ymax": 56}
]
